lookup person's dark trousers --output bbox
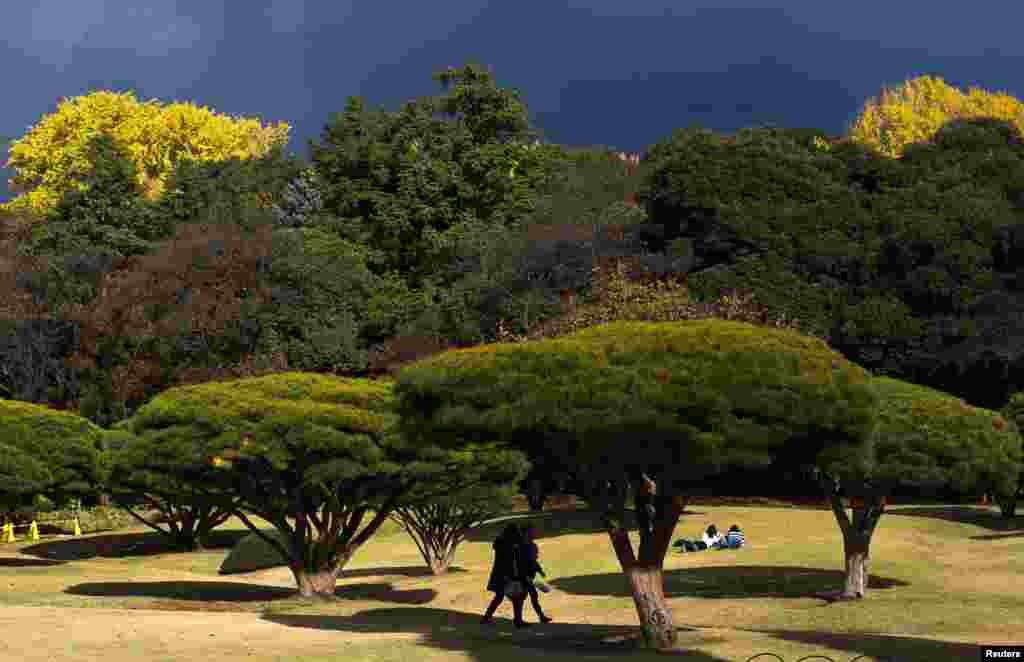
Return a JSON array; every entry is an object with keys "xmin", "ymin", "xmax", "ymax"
[
  {"xmin": 482, "ymin": 589, "xmax": 529, "ymax": 626},
  {"xmin": 524, "ymin": 577, "xmax": 551, "ymax": 622}
]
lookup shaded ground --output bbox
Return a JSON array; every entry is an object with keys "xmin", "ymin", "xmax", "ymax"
[
  {"xmin": 18, "ymin": 528, "xmax": 250, "ymax": 561},
  {"xmin": 884, "ymin": 504, "xmax": 1023, "ymax": 538}
]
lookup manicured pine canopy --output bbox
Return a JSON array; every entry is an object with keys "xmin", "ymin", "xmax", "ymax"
[
  {"xmin": 393, "ymin": 319, "xmax": 879, "ymax": 495},
  {"xmin": 807, "ymin": 375, "xmax": 1022, "ymax": 601},
  {"xmin": 390, "ymin": 318, "xmax": 881, "ymax": 649},
  {"xmin": 102, "ymin": 423, "xmax": 242, "ymax": 552},
  {"xmin": 117, "ymin": 371, "xmax": 527, "ymax": 598},
  {"xmin": 0, "ymin": 399, "xmax": 107, "ymax": 508},
  {"xmin": 862, "ymin": 376, "xmax": 1020, "ymax": 495}
]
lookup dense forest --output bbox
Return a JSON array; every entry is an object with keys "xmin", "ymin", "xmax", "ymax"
[{"xmin": 2, "ymin": 66, "xmax": 1024, "ymax": 507}]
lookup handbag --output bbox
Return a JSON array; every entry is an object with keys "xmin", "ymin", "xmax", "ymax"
[
  {"xmin": 505, "ymin": 544, "xmax": 526, "ymax": 597},
  {"xmin": 531, "ymin": 577, "xmax": 552, "ymax": 593}
]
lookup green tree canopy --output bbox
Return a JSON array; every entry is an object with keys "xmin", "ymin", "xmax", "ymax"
[
  {"xmin": 14, "ymin": 134, "xmax": 173, "ymax": 264},
  {"xmin": 390, "ymin": 319, "xmax": 880, "ymax": 650},
  {"xmin": 102, "ymin": 425, "xmax": 241, "ymax": 551},
  {"xmin": 115, "ymin": 372, "xmax": 528, "ymax": 599},
  {"xmin": 636, "ymin": 113, "xmax": 1024, "ymax": 411},
  {"xmin": 0, "ymin": 399, "xmax": 107, "ymax": 511},
  {"xmin": 998, "ymin": 391, "xmax": 1024, "ymax": 517},
  {"xmin": 800, "ymin": 375, "xmax": 1021, "ymax": 601},
  {"xmin": 307, "ymin": 62, "xmax": 571, "ymax": 293}
]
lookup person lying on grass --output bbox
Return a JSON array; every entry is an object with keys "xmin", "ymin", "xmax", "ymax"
[
  {"xmin": 713, "ymin": 524, "xmax": 745, "ymax": 549},
  {"xmin": 673, "ymin": 525, "xmax": 722, "ymax": 552}
]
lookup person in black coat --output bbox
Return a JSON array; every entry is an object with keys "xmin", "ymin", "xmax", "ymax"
[
  {"xmin": 481, "ymin": 523, "xmax": 531, "ymax": 627},
  {"xmin": 520, "ymin": 524, "xmax": 552, "ymax": 623}
]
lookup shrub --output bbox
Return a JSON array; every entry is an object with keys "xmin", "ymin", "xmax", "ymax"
[{"xmin": 219, "ymin": 529, "xmax": 291, "ymax": 574}]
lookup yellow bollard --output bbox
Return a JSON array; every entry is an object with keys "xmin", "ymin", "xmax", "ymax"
[
  {"xmin": 3, "ymin": 522, "xmax": 15, "ymax": 543},
  {"xmin": 73, "ymin": 517, "xmax": 81, "ymax": 537},
  {"xmin": 29, "ymin": 520, "xmax": 39, "ymax": 541}
]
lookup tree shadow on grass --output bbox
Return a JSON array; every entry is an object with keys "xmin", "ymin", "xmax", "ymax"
[
  {"xmin": 263, "ymin": 608, "xmax": 730, "ymax": 658},
  {"xmin": 231, "ymin": 565, "xmax": 470, "ymax": 579},
  {"xmin": 969, "ymin": 531, "xmax": 1024, "ymax": 541},
  {"xmin": 466, "ymin": 507, "xmax": 706, "ymax": 543},
  {"xmin": 65, "ymin": 580, "xmax": 436, "ymax": 605},
  {"xmin": 342, "ymin": 565, "xmax": 468, "ymax": 579},
  {"xmin": 0, "ymin": 556, "xmax": 66, "ymax": 567},
  {"xmin": 551, "ymin": 565, "xmax": 908, "ymax": 600},
  {"xmin": 884, "ymin": 505, "xmax": 1021, "ymax": 533},
  {"xmin": 745, "ymin": 627, "xmax": 981, "ymax": 662},
  {"xmin": 19, "ymin": 528, "xmax": 250, "ymax": 560}
]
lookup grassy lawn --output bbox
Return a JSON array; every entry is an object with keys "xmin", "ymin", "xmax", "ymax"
[{"xmin": 0, "ymin": 497, "xmax": 1020, "ymax": 661}]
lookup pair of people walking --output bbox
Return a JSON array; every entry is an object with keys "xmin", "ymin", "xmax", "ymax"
[{"xmin": 482, "ymin": 522, "xmax": 552, "ymax": 627}]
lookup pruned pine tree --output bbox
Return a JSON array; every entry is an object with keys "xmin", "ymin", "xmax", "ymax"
[
  {"xmin": 388, "ymin": 481, "xmax": 521, "ymax": 575},
  {"xmin": 807, "ymin": 376, "xmax": 1021, "ymax": 601},
  {"xmin": 390, "ymin": 319, "xmax": 881, "ymax": 650},
  {"xmin": 117, "ymin": 372, "xmax": 528, "ymax": 599},
  {"xmin": 0, "ymin": 400, "xmax": 107, "ymax": 512},
  {"xmin": 102, "ymin": 425, "xmax": 242, "ymax": 551}
]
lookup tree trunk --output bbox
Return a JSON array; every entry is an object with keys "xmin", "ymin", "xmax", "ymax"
[
  {"xmin": 427, "ymin": 555, "xmax": 451, "ymax": 575},
  {"xmin": 602, "ymin": 481, "xmax": 686, "ymax": 651},
  {"xmin": 527, "ymin": 492, "xmax": 546, "ymax": 512},
  {"xmin": 175, "ymin": 531, "xmax": 203, "ymax": 552},
  {"xmin": 840, "ymin": 532, "xmax": 870, "ymax": 599},
  {"xmin": 626, "ymin": 564, "xmax": 677, "ymax": 649},
  {"xmin": 290, "ymin": 565, "xmax": 340, "ymax": 600},
  {"xmin": 996, "ymin": 493, "xmax": 1018, "ymax": 518},
  {"xmin": 823, "ymin": 484, "xmax": 884, "ymax": 601},
  {"xmin": 173, "ymin": 512, "xmax": 202, "ymax": 552},
  {"xmin": 526, "ymin": 479, "xmax": 546, "ymax": 512}
]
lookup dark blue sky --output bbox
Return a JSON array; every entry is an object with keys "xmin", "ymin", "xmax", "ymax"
[{"xmin": 3, "ymin": 1, "xmax": 1022, "ymax": 203}]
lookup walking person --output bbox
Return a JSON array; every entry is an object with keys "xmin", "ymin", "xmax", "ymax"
[
  {"xmin": 481, "ymin": 523, "xmax": 531, "ymax": 627},
  {"xmin": 520, "ymin": 524, "xmax": 552, "ymax": 623}
]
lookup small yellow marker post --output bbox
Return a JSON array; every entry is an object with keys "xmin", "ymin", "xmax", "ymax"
[
  {"xmin": 28, "ymin": 520, "xmax": 39, "ymax": 541},
  {"xmin": 2, "ymin": 522, "xmax": 15, "ymax": 543},
  {"xmin": 73, "ymin": 517, "xmax": 81, "ymax": 537}
]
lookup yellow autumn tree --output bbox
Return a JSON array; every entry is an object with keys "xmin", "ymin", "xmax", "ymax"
[
  {"xmin": 846, "ymin": 74, "xmax": 1024, "ymax": 160},
  {"xmin": 1, "ymin": 90, "xmax": 290, "ymax": 219}
]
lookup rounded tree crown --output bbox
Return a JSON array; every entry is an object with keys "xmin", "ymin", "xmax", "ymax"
[
  {"xmin": 393, "ymin": 319, "xmax": 880, "ymax": 482},
  {"xmin": 866, "ymin": 376, "xmax": 1022, "ymax": 494},
  {"xmin": 0, "ymin": 399, "xmax": 107, "ymax": 498}
]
